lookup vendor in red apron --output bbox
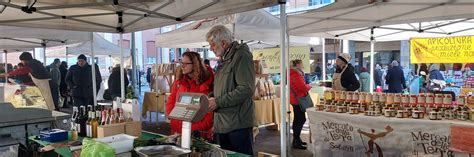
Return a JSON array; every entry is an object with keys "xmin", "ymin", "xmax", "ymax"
[{"xmin": 331, "ymin": 53, "xmax": 360, "ymax": 91}]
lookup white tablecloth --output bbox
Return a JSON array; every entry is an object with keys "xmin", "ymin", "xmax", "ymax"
[{"xmin": 307, "ymin": 108, "xmax": 474, "ymax": 157}]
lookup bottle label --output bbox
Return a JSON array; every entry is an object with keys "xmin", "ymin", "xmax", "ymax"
[
  {"xmin": 86, "ymin": 124, "xmax": 91, "ymax": 137},
  {"xmin": 77, "ymin": 124, "xmax": 81, "ymax": 133}
]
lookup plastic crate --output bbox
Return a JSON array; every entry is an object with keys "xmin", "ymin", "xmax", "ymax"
[
  {"xmin": 40, "ymin": 129, "xmax": 68, "ymax": 142},
  {"xmin": 95, "ymin": 134, "xmax": 136, "ymax": 154}
]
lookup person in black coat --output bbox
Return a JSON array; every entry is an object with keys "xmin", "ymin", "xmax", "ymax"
[
  {"xmin": 332, "ymin": 53, "xmax": 360, "ymax": 91},
  {"xmin": 385, "ymin": 60, "xmax": 406, "ymax": 93},
  {"xmin": 66, "ymin": 54, "xmax": 102, "ymax": 107},
  {"xmin": 59, "ymin": 61, "xmax": 69, "ymax": 107},
  {"xmin": 108, "ymin": 65, "xmax": 129, "ymax": 99}
]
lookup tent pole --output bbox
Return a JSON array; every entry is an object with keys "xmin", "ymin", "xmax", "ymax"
[
  {"xmin": 131, "ymin": 32, "xmax": 137, "ymax": 97},
  {"xmin": 43, "ymin": 41, "xmax": 47, "ymax": 65},
  {"xmin": 279, "ymin": 1, "xmax": 288, "ymax": 157},
  {"xmin": 232, "ymin": 22, "xmax": 236, "ymax": 40},
  {"xmin": 120, "ymin": 34, "xmax": 125, "ymax": 99},
  {"xmin": 322, "ymin": 38, "xmax": 326, "ymax": 81},
  {"xmin": 4, "ymin": 51, "xmax": 8, "ymax": 74},
  {"xmin": 369, "ymin": 27, "xmax": 375, "ymax": 93},
  {"xmin": 91, "ymin": 32, "xmax": 98, "ymax": 106},
  {"xmin": 285, "ymin": 16, "xmax": 292, "ymax": 156},
  {"xmin": 65, "ymin": 47, "xmax": 69, "ymax": 64}
]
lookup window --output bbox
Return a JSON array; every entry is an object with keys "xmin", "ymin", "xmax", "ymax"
[
  {"xmin": 269, "ymin": 5, "xmax": 279, "ymax": 12},
  {"xmin": 309, "ymin": 0, "xmax": 320, "ymax": 6},
  {"xmin": 309, "ymin": 0, "xmax": 333, "ymax": 6},
  {"xmin": 147, "ymin": 57, "xmax": 156, "ymax": 64},
  {"xmin": 169, "ymin": 48, "xmax": 175, "ymax": 62}
]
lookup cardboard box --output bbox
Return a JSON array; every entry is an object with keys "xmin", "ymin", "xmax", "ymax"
[
  {"xmin": 97, "ymin": 121, "xmax": 142, "ymax": 138},
  {"xmin": 97, "ymin": 123, "xmax": 126, "ymax": 138},
  {"xmin": 125, "ymin": 121, "xmax": 142, "ymax": 137}
]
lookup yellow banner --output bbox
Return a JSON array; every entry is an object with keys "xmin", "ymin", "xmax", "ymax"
[
  {"xmin": 410, "ymin": 36, "xmax": 474, "ymax": 63},
  {"xmin": 253, "ymin": 46, "xmax": 310, "ymax": 73}
]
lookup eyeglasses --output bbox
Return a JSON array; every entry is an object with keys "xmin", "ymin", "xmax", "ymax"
[{"xmin": 181, "ymin": 62, "xmax": 193, "ymax": 65}]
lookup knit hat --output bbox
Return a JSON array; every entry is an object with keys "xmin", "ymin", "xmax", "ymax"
[
  {"xmin": 337, "ymin": 53, "xmax": 351, "ymax": 64},
  {"xmin": 19, "ymin": 52, "xmax": 33, "ymax": 61},
  {"xmin": 77, "ymin": 54, "xmax": 87, "ymax": 61}
]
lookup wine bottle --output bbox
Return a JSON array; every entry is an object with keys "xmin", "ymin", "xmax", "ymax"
[
  {"xmin": 71, "ymin": 107, "xmax": 78, "ymax": 131},
  {"xmin": 101, "ymin": 110, "xmax": 107, "ymax": 126},
  {"xmin": 127, "ymin": 112, "xmax": 133, "ymax": 122},
  {"xmin": 95, "ymin": 106, "xmax": 101, "ymax": 126},
  {"xmin": 91, "ymin": 111, "xmax": 98, "ymax": 138},
  {"xmin": 117, "ymin": 108, "xmax": 124, "ymax": 123},
  {"xmin": 78, "ymin": 106, "xmax": 87, "ymax": 137},
  {"xmin": 86, "ymin": 111, "xmax": 93, "ymax": 137},
  {"xmin": 110, "ymin": 109, "xmax": 117, "ymax": 124}
]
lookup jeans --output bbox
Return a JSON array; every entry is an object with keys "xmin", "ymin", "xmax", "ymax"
[
  {"xmin": 49, "ymin": 80, "xmax": 60, "ymax": 111},
  {"xmin": 292, "ymin": 104, "xmax": 306, "ymax": 141},
  {"xmin": 215, "ymin": 127, "xmax": 254, "ymax": 155}
]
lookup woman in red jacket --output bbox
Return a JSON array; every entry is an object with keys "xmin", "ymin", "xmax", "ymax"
[
  {"xmin": 166, "ymin": 51, "xmax": 214, "ymax": 139},
  {"xmin": 289, "ymin": 59, "xmax": 311, "ymax": 150}
]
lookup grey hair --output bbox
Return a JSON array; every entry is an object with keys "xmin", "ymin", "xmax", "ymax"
[
  {"xmin": 206, "ymin": 25, "xmax": 233, "ymax": 44},
  {"xmin": 391, "ymin": 60, "xmax": 399, "ymax": 67}
]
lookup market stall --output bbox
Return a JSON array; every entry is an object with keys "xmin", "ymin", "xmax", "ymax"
[
  {"xmin": 310, "ymin": 90, "xmax": 474, "ymax": 156},
  {"xmin": 0, "ymin": 0, "xmax": 286, "ymax": 156}
]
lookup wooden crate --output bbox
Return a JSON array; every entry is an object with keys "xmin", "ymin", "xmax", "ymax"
[
  {"xmin": 97, "ymin": 123, "xmax": 125, "ymax": 138},
  {"xmin": 125, "ymin": 121, "xmax": 142, "ymax": 137},
  {"xmin": 97, "ymin": 121, "xmax": 142, "ymax": 138}
]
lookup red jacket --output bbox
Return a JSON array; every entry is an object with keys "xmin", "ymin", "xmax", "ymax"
[
  {"xmin": 166, "ymin": 68, "xmax": 214, "ymax": 134},
  {"xmin": 289, "ymin": 68, "xmax": 311, "ymax": 105}
]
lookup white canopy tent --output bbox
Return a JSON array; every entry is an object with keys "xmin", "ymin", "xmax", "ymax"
[
  {"xmin": 67, "ymin": 33, "xmax": 131, "ymax": 57},
  {"xmin": 289, "ymin": 0, "xmax": 474, "ymax": 39},
  {"xmin": 0, "ymin": 25, "xmax": 91, "ymax": 55},
  {"xmin": 0, "ymin": 1, "xmax": 293, "ymax": 155},
  {"xmin": 288, "ymin": 0, "xmax": 474, "ymax": 92},
  {"xmin": 155, "ymin": 9, "xmax": 311, "ymax": 48},
  {"xmin": 0, "ymin": 0, "xmax": 279, "ymax": 33}
]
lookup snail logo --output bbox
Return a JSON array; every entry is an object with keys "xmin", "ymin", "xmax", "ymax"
[{"xmin": 358, "ymin": 125, "xmax": 394, "ymax": 157}]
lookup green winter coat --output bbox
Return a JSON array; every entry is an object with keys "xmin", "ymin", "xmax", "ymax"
[
  {"xmin": 211, "ymin": 41, "xmax": 256, "ymax": 134},
  {"xmin": 359, "ymin": 72, "xmax": 370, "ymax": 92}
]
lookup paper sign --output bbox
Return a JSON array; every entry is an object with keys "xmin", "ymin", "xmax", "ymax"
[
  {"xmin": 253, "ymin": 46, "xmax": 310, "ymax": 73},
  {"xmin": 450, "ymin": 126, "xmax": 474, "ymax": 154},
  {"xmin": 410, "ymin": 36, "xmax": 474, "ymax": 63}
]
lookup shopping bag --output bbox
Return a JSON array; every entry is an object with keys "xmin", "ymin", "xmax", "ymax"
[
  {"xmin": 80, "ymin": 138, "xmax": 115, "ymax": 157},
  {"xmin": 290, "ymin": 88, "xmax": 314, "ymax": 112},
  {"xmin": 114, "ymin": 98, "xmax": 141, "ymax": 121}
]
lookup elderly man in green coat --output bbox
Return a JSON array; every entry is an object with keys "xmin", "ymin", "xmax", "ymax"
[{"xmin": 206, "ymin": 25, "xmax": 256, "ymax": 155}]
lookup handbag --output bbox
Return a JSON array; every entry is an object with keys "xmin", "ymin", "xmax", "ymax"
[{"xmin": 290, "ymin": 88, "xmax": 314, "ymax": 112}]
